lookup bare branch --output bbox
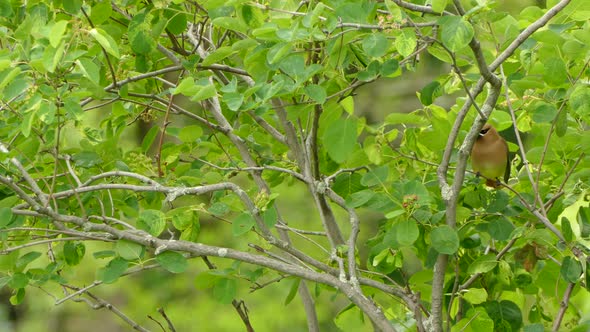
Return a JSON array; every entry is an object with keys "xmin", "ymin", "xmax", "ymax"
[{"xmin": 391, "ymin": 0, "xmax": 454, "ymax": 15}]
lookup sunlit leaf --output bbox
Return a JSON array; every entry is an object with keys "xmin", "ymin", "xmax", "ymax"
[
  {"xmin": 323, "ymin": 118, "xmax": 357, "ymax": 163},
  {"xmin": 89, "ymin": 28, "xmax": 120, "ymax": 58},
  {"xmin": 439, "ymin": 16, "xmax": 474, "ymax": 52}
]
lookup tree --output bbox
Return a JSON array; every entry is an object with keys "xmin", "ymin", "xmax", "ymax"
[{"xmin": 0, "ymin": 0, "xmax": 589, "ymax": 331}]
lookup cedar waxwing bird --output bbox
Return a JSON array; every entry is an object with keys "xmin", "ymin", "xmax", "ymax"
[{"xmin": 471, "ymin": 124, "xmax": 510, "ymax": 188}]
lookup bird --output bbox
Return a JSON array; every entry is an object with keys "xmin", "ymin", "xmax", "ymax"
[{"xmin": 471, "ymin": 124, "xmax": 510, "ymax": 188}]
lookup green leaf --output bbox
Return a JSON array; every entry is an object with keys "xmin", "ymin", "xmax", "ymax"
[
  {"xmin": 332, "ymin": 173, "xmax": 363, "ymax": 198},
  {"xmin": 560, "ymin": 256, "xmax": 581, "ymax": 283},
  {"xmin": 191, "ymin": 84, "xmax": 217, "ymax": 102},
  {"xmin": 453, "ymin": 308, "xmax": 494, "ymax": 331},
  {"xmin": 233, "ymin": 213, "xmax": 255, "ymax": 236},
  {"xmin": 395, "ymin": 29, "xmax": 417, "ymax": 57},
  {"xmin": 385, "ymin": 209, "xmax": 405, "ymax": 219},
  {"xmin": 384, "ymin": 0, "xmax": 403, "ymax": 21},
  {"xmin": 279, "ymin": 54, "xmax": 305, "ymax": 80},
  {"xmin": 62, "ymin": 0, "xmax": 82, "ymax": 14},
  {"xmin": 16, "ymin": 252, "xmax": 42, "ymax": 271},
  {"xmin": 304, "ymin": 84, "xmax": 327, "ymax": 104},
  {"xmin": 156, "ymin": 251, "xmax": 188, "ymax": 273},
  {"xmin": 64, "ymin": 97, "xmax": 83, "ymax": 120},
  {"xmin": 90, "ymin": 1, "xmax": 112, "ymax": 25},
  {"xmin": 180, "ymin": 224, "xmax": 200, "ymax": 242},
  {"xmin": 403, "ymin": 180, "xmax": 432, "ymax": 205},
  {"xmin": 346, "ymin": 190, "xmax": 375, "ymax": 208},
  {"xmin": 89, "ymin": 28, "xmax": 120, "ymax": 58},
  {"xmin": 174, "ymin": 77, "xmax": 199, "ymax": 96},
  {"xmin": 463, "ymin": 288, "xmax": 487, "ymax": 304},
  {"xmin": 431, "ymin": 225, "xmax": 459, "ymax": 254},
  {"xmin": 64, "ymin": 242, "xmax": 86, "ymax": 266},
  {"xmin": 76, "ymin": 58, "xmax": 100, "ymax": 84},
  {"xmin": 168, "ymin": 207, "xmax": 199, "ymax": 231},
  {"xmin": 496, "ymin": 260, "xmax": 511, "ymax": 286},
  {"xmin": 543, "ymin": 57, "xmax": 568, "ymax": 87},
  {"xmin": 487, "ymin": 190, "xmax": 509, "ymax": 213},
  {"xmin": 224, "ymin": 92, "xmax": 244, "ymax": 111},
  {"xmin": 213, "ymin": 278, "xmax": 237, "ymax": 304},
  {"xmin": 263, "ymin": 206, "xmax": 277, "ymax": 228},
  {"xmin": 487, "ymin": 217, "xmax": 514, "ymax": 241},
  {"xmin": 93, "ymin": 250, "xmax": 116, "ymax": 259},
  {"xmin": 0, "ymin": 276, "xmax": 10, "ymax": 289},
  {"xmin": 116, "ymin": 240, "xmax": 144, "ymax": 261},
  {"xmin": 266, "ymin": 42, "xmax": 292, "ymax": 65},
  {"xmin": 431, "ymin": 0, "xmax": 448, "ymax": 13},
  {"xmin": 0, "ymin": 59, "xmax": 11, "ymax": 72},
  {"xmin": 284, "ymin": 278, "xmax": 300, "ymax": 305},
  {"xmin": 569, "ymin": 84, "xmax": 590, "ymax": 117},
  {"xmin": 179, "ymin": 125, "xmax": 203, "ymax": 143},
  {"xmin": 339, "ymin": 96, "xmax": 355, "ymax": 115},
  {"xmin": 385, "ymin": 112, "xmax": 427, "ymax": 125},
  {"xmin": 203, "ymin": 46, "xmax": 236, "ymax": 66},
  {"xmin": 362, "ymin": 33, "xmax": 389, "ymax": 58},
  {"xmin": 137, "ymin": 210, "xmax": 167, "ymax": 236},
  {"xmin": 467, "ymin": 254, "xmax": 498, "ymax": 274},
  {"xmin": 9, "ymin": 273, "xmax": 29, "ymax": 289},
  {"xmin": 361, "ymin": 165, "xmax": 388, "ymax": 187},
  {"xmin": 10, "ymin": 288, "xmax": 25, "ymax": 305},
  {"xmin": 0, "ymin": 207, "xmax": 14, "ymax": 227},
  {"xmin": 129, "ymin": 24, "xmax": 156, "ymax": 55},
  {"xmin": 561, "ymin": 217, "xmax": 573, "ymax": 242},
  {"xmin": 20, "ymin": 110, "xmax": 36, "ymax": 137},
  {"xmin": 439, "ymin": 16, "xmax": 474, "ymax": 52},
  {"xmin": 49, "ymin": 21, "xmax": 68, "ymax": 48},
  {"xmin": 484, "ymin": 300, "xmax": 523, "ymax": 331},
  {"xmin": 97, "ymin": 257, "xmax": 129, "ymax": 284},
  {"xmin": 0, "ymin": 1, "xmax": 14, "ymax": 17},
  {"xmin": 396, "ymin": 219, "xmax": 419, "ymax": 246},
  {"xmin": 194, "ymin": 269, "xmax": 217, "ymax": 289},
  {"xmin": 76, "ymin": 58, "xmax": 100, "ymax": 83},
  {"xmin": 419, "ymin": 81, "xmax": 442, "ymax": 106},
  {"xmin": 72, "ymin": 151, "xmax": 102, "ymax": 168},
  {"xmin": 380, "ymin": 59, "xmax": 400, "ymax": 77},
  {"xmin": 141, "ymin": 126, "xmax": 160, "ymax": 153},
  {"xmin": 555, "ymin": 108, "xmax": 567, "ymax": 137},
  {"xmin": 0, "ymin": 67, "xmax": 22, "ymax": 92},
  {"xmin": 358, "ymin": 60, "xmax": 380, "ymax": 82},
  {"xmin": 323, "ymin": 118, "xmax": 357, "ymax": 163},
  {"xmin": 532, "ymin": 102, "xmax": 557, "ymax": 122},
  {"xmin": 166, "ymin": 10, "xmax": 188, "ymax": 34},
  {"xmin": 212, "ymin": 17, "xmax": 248, "ymax": 34},
  {"xmin": 208, "ymin": 202, "xmax": 229, "ymax": 216}
]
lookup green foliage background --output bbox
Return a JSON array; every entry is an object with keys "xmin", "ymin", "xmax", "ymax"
[{"xmin": 0, "ymin": 0, "xmax": 589, "ymax": 331}]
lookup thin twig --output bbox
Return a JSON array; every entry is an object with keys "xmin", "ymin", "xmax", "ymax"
[
  {"xmin": 201, "ymin": 257, "xmax": 254, "ymax": 332},
  {"xmin": 544, "ymin": 153, "xmax": 585, "ymax": 211},
  {"xmin": 157, "ymin": 308, "xmax": 177, "ymax": 332},
  {"xmin": 499, "ymin": 65, "xmax": 546, "ymax": 216},
  {"xmin": 552, "ymin": 283, "xmax": 575, "ymax": 331}
]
